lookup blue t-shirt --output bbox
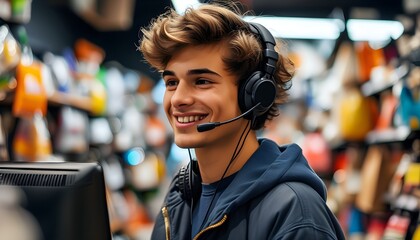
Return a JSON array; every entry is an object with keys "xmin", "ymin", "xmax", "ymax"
[{"xmin": 191, "ymin": 173, "xmax": 237, "ymax": 238}]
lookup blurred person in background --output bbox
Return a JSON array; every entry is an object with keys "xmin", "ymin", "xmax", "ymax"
[{"xmin": 0, "ymin": 186, "xmax": 41, "ymax": 240}]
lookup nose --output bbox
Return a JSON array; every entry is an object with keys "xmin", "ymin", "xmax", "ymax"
[{"xmin": 170, "ymin": 81, "xmax": 194, "ymax": 108}]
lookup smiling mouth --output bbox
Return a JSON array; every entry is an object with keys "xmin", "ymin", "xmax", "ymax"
[{"xmin": 177, "ymin": 115, "xmax": 206, "ymax": 123}]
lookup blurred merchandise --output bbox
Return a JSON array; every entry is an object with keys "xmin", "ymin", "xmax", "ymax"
[
  {"xmin": 74, "ymin": 38, "xmax": 107, "ymax": 116},
  {"xmin": 355, "ymin": 41, "xmax": 386, "ymax": 83},
  {"xmin": 12, "ymin": 27, "xmax": 47, "ymax": 117},
  {"xmin": 102, "ymin": 155, "xmax": 126, "ymax": 191},
  {"xmin": 397, "ymin": 67, "xmax": 420, "ymax": 129},
  {"xmin": 42, "ymin": 52, "xmax": 74, "ymax": 93},
  {"xmin": 374, "ymin": 91, "xmax": 398, "ymax": 130},
  {"xmin": 54, "ymin": 106, "xmax": 89, "ymax": 154},
  {"xmin": 383, "ymin": 211, "xmax": 412, "ymax": 240},
  {"xmin": 12, "ymin": 114, "xmax": 52, "ymax": 162},
  {"xmin": 69, "ymin": 0, "xmax": 135, "ymax": 31},
  {"xmin": 0, "ymin": 116, "xmax": 8, "ymax": 161},
  {"xmin": 347, "ymin": 206, "xmax": 366, "ymax": 239},
  {"xmin": 0, "ymin": 24, "xmax": 20, "ymax": 78},
  {"xmin": 365, "ymin": 216, "xmax": 387, "ymax": 240},
  {"xmin": 89, "ymin": 117, "xmax": 113, "ymax": 145},
  {"xmin": 301, "ymin": 132, "xmax": 332, "ymax": 175},
  {"xmin": 338, "ymin": 86, "xmax": 378, "ymax": 141},
  {"xmin": 355, "ymin": 145, "xmax": 395, "ymax": 213},
  {"xmin": 128, "ymin": 150, "xmax": 166, "ymax": 191},
  {"xmin": 105, "ymin": 66, "xmax": 125, "ymax": 116},
  {"xmin": 144, "ymin": 114, "xmax": 167, "ymax": 149},
  {"xmin": 0, "ymin": 0, "xmax": 32, "ymax": 23},
  {"xmin": 413, "ymin": 214, "xmax": 420, "ymax": 240},
  {"xmin": 113, "ymin": 100, "xmax": 146, "ymax": 152},
  {"xmin": 12, "ymin": 61, "xmax": 47, "ymax": 117}
]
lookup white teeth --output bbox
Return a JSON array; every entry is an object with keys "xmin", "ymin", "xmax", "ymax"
[{"xmin": 177, "ymin": 116, "xmax": 204, "ymax": 123}]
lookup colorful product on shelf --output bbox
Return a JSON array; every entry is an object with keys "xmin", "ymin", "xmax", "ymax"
[
  {"xmin": 375, "ymin": 91, "xmax": 398, "ymax": 130},
  {"xmin": 128, "ymin": 150, "xmax": 166, "ymax": 190},
  {"xmin": 355, "ymin": 145, "xmax": 395, "ymax": 213},
  {"xmin": 365, "ymin": 216, "xmax": 387, "ymax": 240},
  {"xmin": 144, "ymin": 114, "xmax": 167, "ymax": 148},
  {"xmin": 347, "ymin": 206, "xmax": 366, "ymax": 239},
  {"xmin": 405, "ymin": 162, "xmax": 420, "ymax": 187},
  {"xmin": 55, "ymin": 106, "xmax": 89, "ymax": 154},
  {"xmin": 398, "ymin": 68, "xmax": 420, "ymax": 129},
  {"xmin": 355, "ymin": 41, "xmax": 386, "ymax": 83},
  {"xmin": 13, "ymin": 114, "xmax": 52, "ymax": 161},
  {"xmin": 301, "ymin": 132, "xmax": 332, "ymax": 174},
  {"xmin": 74, "ymin": 38, "xmax": 107, "ymax": 116},
  {"xmin": 413, "ymin": 215, "xmax": 420, "ymax": 240},
  {"xmin": 89, "ymin": 75, "xmax": 107, "ymax": 116},
  {"xmin": 383, "ymin": 212, "xmax": 412, "ymax": 240},
  {"xmin": 42, "ymin": 52, "xmax": 74, "ymax": 93},
  {"xmin": 104, "ymin": 67, "xmax": 125, "ymax": 116},
  {"xmin": 0, "ymin": 25, "xmax": 21, "ymax": 79},
  {"xmin": 338, "ymin": 87, "xmax": 378, "ymax": 141},
  {"xmin": 12, "ymin": 61, "xmax": 48, "ymax": 117},
  {"xmin": 12, "ymin": 26, "xmax": 48, "ymax": 117}
]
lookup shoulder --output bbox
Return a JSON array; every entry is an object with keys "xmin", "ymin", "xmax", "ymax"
[
  {"xmin": 252, "ymin": 182, "xmax": 331, "ymax": 231},
  {"xmin": 249, "ymin": 182, "xmax": 340, "ymax": 237},
  {"xmin": 254, "ymin": 182, "xmax": 327, "ymax": 217}
]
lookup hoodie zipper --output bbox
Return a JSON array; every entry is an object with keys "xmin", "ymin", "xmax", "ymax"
[
  {"xmin": 162, "ymin": 206, "xmax": 171, "ymax": 240},
  {"xmin": 193, "ymin": 215, "xmax": 228, "ymax": 240}
]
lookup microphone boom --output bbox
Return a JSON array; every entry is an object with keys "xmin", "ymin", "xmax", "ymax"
[{"xmin": 196, "ymin": 103, "xmax": 261, "ymax": 132}]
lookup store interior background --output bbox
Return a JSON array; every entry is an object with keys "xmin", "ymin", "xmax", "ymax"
[{"xmin": 0, "ymin": 0, "xmax": 419, "ymax": 239}]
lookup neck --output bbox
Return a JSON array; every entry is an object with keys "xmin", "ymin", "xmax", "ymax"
[{"xmin": 195, "ymin": 130, "xmax": 259, "ymax": 184}]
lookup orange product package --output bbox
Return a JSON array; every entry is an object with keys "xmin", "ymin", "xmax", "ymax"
[
  {"xmin": 355, "ymin": 41, "xmax": 385, "ymax": 83},
  {"xmin": 12, "ymin": 62, "xmax": 47, "ymax": 117},
  {"xmin": 13, "ymin": 115, "xmax": 52, "ymax": 161}
]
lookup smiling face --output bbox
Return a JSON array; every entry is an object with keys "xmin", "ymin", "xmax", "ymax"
[{"xmin": 163, "ymin": 43, "xmax": 247, "ymax": 149}]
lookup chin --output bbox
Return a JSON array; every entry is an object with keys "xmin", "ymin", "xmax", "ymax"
[
  {"xmin": 174, "ymin": 139, "xmax": 196, "ymax": 149},
  {"xmin": 173, "ymin": 136, "xmax": 203, "ymax": 149}
]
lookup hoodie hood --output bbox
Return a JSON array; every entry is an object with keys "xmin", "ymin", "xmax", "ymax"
[{"xmin": 207, "ymin": 138, "xmax": 326, "ymax": 224}]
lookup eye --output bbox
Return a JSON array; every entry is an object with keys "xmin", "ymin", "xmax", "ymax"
[
  {"xmin": 164, "ymin": 79, "xmax": 178, "ymax": 90},
  {"xmin": 196, "ymin": 78, "xmax": 212, "ymax": 85}
]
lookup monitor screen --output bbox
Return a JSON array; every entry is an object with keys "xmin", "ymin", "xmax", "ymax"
[{"xmin": 0, "ymin": 161, "xmax": 112, "ymax": 240}]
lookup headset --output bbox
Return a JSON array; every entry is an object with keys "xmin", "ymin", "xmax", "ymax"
[
  {"xmin": 238, "ymin": 22, "xmax": 278, "ymax": 123},
  {"xmin": 177, "ymin": 159, "xmax": 201, "ymax": 201},
  {"xmin": 178, "ymin": 22, "xmax": 278, "ymax": 200}
]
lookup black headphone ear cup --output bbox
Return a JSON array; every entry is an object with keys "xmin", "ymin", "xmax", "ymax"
[
  {"xmin": 252, "ymin": 77, "xmax": 276, "ymax": 115},
  {"xmin": 177, "ymin": 165, "xmax": 191, "ymax": 200},
  {"xmin": 177, "ymin": 162, "xmax": 201, "ymax": 201},
  {"xmin": 238, "ymin": 71, "xmax": 276, "ymax": 119}
]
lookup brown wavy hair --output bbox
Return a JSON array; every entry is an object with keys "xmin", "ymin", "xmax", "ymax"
[{"xmin": 139, "ymin": 3, "xmax": 294, "ymax": 130}]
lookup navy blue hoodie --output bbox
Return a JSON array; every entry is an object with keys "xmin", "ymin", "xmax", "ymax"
[{"xmin": 151, "ymin": 138, "xmax": 345, "ymax": 239}]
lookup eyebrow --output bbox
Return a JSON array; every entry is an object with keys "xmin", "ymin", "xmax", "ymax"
[{"xmin": 161, "ymin": 68, "xmax": 221, "ymax": 78}]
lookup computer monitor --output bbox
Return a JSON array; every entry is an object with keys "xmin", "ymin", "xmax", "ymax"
[{"xmin": 0, "ymin": 161, "xmax": 112, "ymax": 240}]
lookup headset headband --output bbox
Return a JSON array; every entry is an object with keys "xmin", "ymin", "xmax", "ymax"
[{"xmin": 248, "ymin": 22, "xmax": 278, "ymax": 78}]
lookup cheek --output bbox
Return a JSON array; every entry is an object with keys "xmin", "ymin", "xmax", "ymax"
[
  {"xmin": 232, "ymin": 89, "xmax": 239, "ymax": 105},
  {"xmin": 163, "ymin": 92, "xmax": 172, "ymax": 118},
  {"xmin": 226, "ymin": 88, "xmax": 240, "ymax": 112}
]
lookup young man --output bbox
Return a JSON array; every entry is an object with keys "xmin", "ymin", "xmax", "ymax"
[{"xmin": 139, "ymin": 3, "xmax": 345, "ymax": 240}]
